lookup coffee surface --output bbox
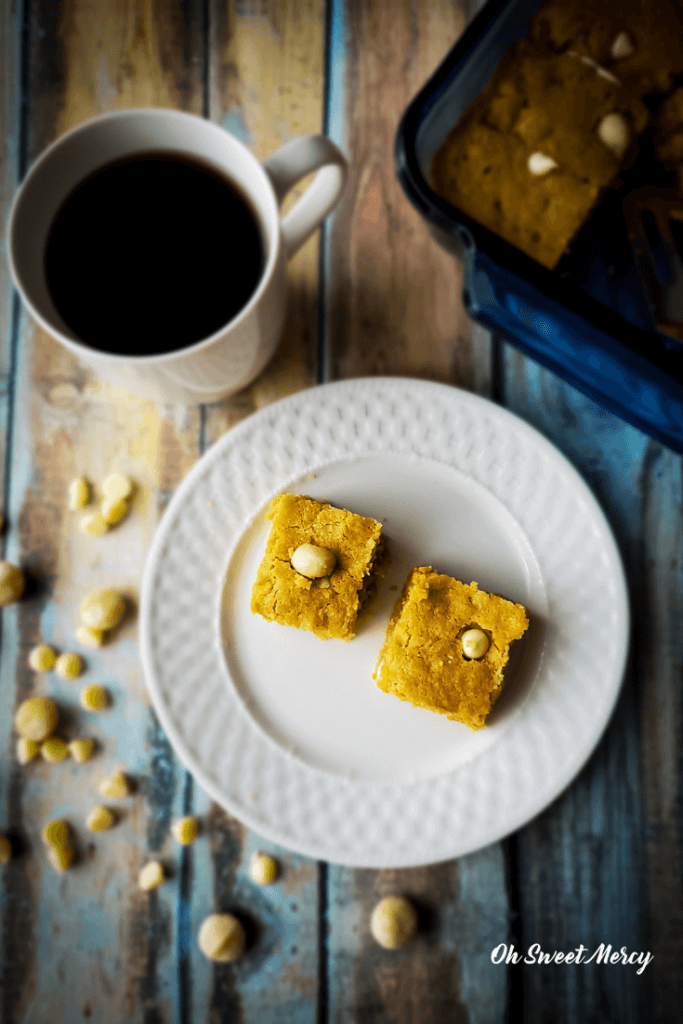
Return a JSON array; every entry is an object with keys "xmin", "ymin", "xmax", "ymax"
[{"xmin": 45, "ymin": 153, "xmax": 266, "ymax": 356}]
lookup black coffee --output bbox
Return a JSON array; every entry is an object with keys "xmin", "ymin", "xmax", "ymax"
[{"xmin": 44, "ymin": 152, "xmax": 266, "ymax": 356}]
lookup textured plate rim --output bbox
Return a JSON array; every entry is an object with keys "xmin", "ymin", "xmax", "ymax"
[{"xmin": 139, "ymin": 377, "xmax": 630, "ymax": 867}]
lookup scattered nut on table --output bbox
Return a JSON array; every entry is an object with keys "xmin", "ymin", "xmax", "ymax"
[
  {"xmin": 42, "ymin": 818, "xmax": 74, "ymax": 872},
  {"xmin": 68, "ymin": 738, "xmax": 95, "ymax": 763},
  {"xmin": 15, "ymin": 696, "xmax": 58, "ymax": 741},
  {"xmin": 0, "ymin": 836, "xmax": 12, "ymax": 865},
  {"xmin": 100, "ymin": 497, "xmax": 129, "ymax": 527},
  {"xmin": 80, "ymin": 510, "xmax": 109, "ymax": 536},
  {"xmin": 171, "ymin": 816, "xmax": 199, "ymax": 846},
  {"xmin": 28, "ymin": 644, "xmax": 58, "ymax": 672},
  {"xmin": 139, "ymin": 861, "xmax": 165, "ymax": 890},
  {"xmin": 80, "ymin": 685, "xmax": 110, "ymax": 712},
  {"xmin": 98, "ymin": 770, "xmax": 132, "ymax": 799},
  {"xmin": 68, "ymin": 477, "xmax": 90, "ymax": 511},
  {"xmin": 461, "ymin": 628, "xmax": 490, "ymax": 660},
  {"xmin": 80, "ymin": 589, "xmax": 126, "ymax": 631},
  {"xmin": 41, "ymin": 737, "xmax": 69, "ymax": 764},
  {"xmin": 250, "ymin": 852, "xmax": 279, "ymax": 886},
  {"xmin": 290, "ymin": 543, "xmax": 336, "ymax": 579},
  {"xmin": 0, "ymin": 562, "xmax": 25, "ymax": 606},
  {"xmin": 86, "ymin": 805, "xmax": 116, "ymax": 832},
  {"xmin": 198, "ymin": 913, "xmax": 246, "ymax": 962},
  {"xmin": 76, "ymin": 625, "xmax": 106, "ymax": 649},
  {"xmin": 370, "ymin": 895, "xmax": 418, "ymax": 949},
  {"xmin": 102, "ymin": 474, "xmax": 134, "ymax": 502},
  {"xmin": 55, "ymin": 652, "xmax": 84, "ymax": 680},
  {"xmin": 16, "ymin": 737, "xmax": 41, "ymax": 764}
]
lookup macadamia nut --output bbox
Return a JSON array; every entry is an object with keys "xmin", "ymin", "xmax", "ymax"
[
  {"xmin": 198, "ymin": 913, "xmax": 246, "ymax": 962},
  {"xmin": 15, "ymin": 697, "xmax": 58, "ymax": 741},
  {"xmin": 290, "ymin": 543, "xmax": 336, "ymax": 579},
  {"xmin": 171, "ymin": 816, "xmax": 199, "ymax": 845},
  {"xmin": 68, "ymin": 477, "xmax": 90, "ymax": 510},
  {"xmin": 101, "ymin": 497, "xmax": 129, "ymax": 526},
  {"xmin": 102, "ymin": 474, "xmax": 133, "ymax": 502},
  {"xmin": 42, "ymin": 819, "xmax": 74, "ymax": 872},
  {"xmin": 80, "ymin": 685, "xmax": 110, "ymax": 712},
  {"xmin": 68, "ymin": 738, "xmax": 95, "ymax": 763},
  {"xmin": 250, "ymin": 852, "xmax": 279, "ymax": 885},
  {"xmin": 41, "ymin": 737, "xmax": 69, "ymax": 764},
  {"xmin": 0, "ymin": 562, "xmax": 25, "ymax": 606},
  {"xmin": 28, "ymin": 644, "xmax": 58, "ymax": 672},
  {"xmin": 76, "ymin": 625, "xmax": 105, "ymax": 649},
  {"xmin": 16, "ymin": 737, "xmax": 41, "ymax": 764},
  {"xmin": 139, "ymin": 861, "xmax": 165, "ymax": 890},
  {"xmin": 80, "ymin": 511, "xmax": 109, "ymax": 536},
  {"xmin": 461, "ymin": 628, "xmax": 490, "ymax": 660},
  {"xmin": 98, "ymin": 770, "xmax": 132, "ymax": 799},
  {"xmin": 55, "ymin": 652, "xmax": 84, "ymax": 680},
  {"xmin": 86, "ymin": 806, "xmax": 116, "ymax": 832},
  {"xmin": 370, "ymin": 896, "xmax": 418, "ymax": 949},
  {"xmin": 80, "ymin": 589, "xmax": 126, "ymax": 631}
]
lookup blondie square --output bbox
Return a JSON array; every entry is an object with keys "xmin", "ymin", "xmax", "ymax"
[
  {"xmin": 374, "ymin": 567, "xmax": 529, "ymax": 730},
  {"xmin": 528, "ymin": 0, "xmax": 683, "ymax": 99},
  {"xmin": 250, "ymin": 493, "xmax": 384, "ymax": 641},
  {"xmin": 431, "ymin": 40, "xmax": 648, "ymax": 268}
]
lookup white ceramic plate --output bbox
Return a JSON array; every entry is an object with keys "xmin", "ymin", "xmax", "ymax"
[{"xmin": 140, "ymin": 377, "xmax": 629, "ymax": 867}]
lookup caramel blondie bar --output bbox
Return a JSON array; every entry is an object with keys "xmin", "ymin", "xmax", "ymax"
[
  {"xmin": 251, "ymin": 493, "xmax": 384, "ymax": 641},
  {"xmin": 374, "ymin": 567, "xmax": 529, "ymax": 730}
]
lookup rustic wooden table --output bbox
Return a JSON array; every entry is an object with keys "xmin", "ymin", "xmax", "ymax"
[{"xmin": 1, "ymin": 1, "xmax": 681, "ymax": 1022}]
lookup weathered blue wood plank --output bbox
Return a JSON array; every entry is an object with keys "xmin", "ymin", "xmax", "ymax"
[
  {"xmin": 499, "ymin": 344, "xmax": 679, "ymax": 1023},
  {"xmin": 323, "ymin": 2, "xmax": 509, "ymax": 1022}
]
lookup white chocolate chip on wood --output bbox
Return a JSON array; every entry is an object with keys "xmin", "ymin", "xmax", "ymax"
[
  {"xmin": 102, "ymin": 473, "xmax": 133, "ymax": 502},
  {"xmin": 68, "ymin": 477, "xmax": 90, "ymax": 510}
]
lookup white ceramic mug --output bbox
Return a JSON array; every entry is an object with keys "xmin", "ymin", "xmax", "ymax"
[{"xmin": 8, "ymin": 108, "xmax": 347, "ymax": 404}]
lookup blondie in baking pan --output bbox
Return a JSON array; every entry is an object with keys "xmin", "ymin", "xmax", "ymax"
[{"xmin": 396, "ymin": 0, "xmax": 683, "ymax": 453}]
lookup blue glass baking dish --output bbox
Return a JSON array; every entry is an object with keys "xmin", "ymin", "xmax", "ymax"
[{"xmin": 395, "ymin": 0, "xmax": 683, "ymax": 453}]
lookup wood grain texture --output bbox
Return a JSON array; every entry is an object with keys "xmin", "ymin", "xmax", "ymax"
[
  {"xmin": 1, "ymin": 3, "xmax": 204, "ymax": 1023},
  {"xmin": 323, "ymin": 4, "xmax": 507, "ymax": 1023},
  {"xmin": 499, "ymin": 346, "xmax": 679, "ymax": 1024},
  {"xmin": 325, "ymin": 0, "xmax": 478, "ymax": 388},
  {"xmin": 201, "ymin": 0, "xmax": 326, "ymax": 449}
]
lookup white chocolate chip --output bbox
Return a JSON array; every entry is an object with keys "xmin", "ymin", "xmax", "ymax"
[
  {"xmin": 80, "ymin": 511, "xmax": 108, "ymax": 536},
  {"xmin": 139, "ymin": 861, "xmax": 166, "ymax": 890},
  {"xmin": 580, "ymin": 54, "xmax": 620, "ymax": 84},
  {"xmin": 102, "ymin": 473, "xmax": 133, "ymax": 501},
  {"xmin": 101, "ymin": 497, "xmax": 129, "ymax": 526},
  {"xmin": 461, "ymin": 628, "xmax": 490, "ymax": 660},
  {"xmin": 597, "ymin": 112, "xmax": 630, "ymax": 154},
  {"xmin": 68, "ymin": 477, "xmax": 90, "ymax": 511},
  {"xmin": 611, "ymin": 31, "xmax": 634, "ymax": 59},
  {"xmin": 527, "ymin": 151, "xmax": 559, "ymax": 176},
  {"xmin": 290, "ymin": 543, "xmax": 336, "ymax": 579}
]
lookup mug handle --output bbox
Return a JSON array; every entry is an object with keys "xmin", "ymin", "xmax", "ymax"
[{"xmin": 262, "ymin": 135, "xmax": 348, "ymax": 259}]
